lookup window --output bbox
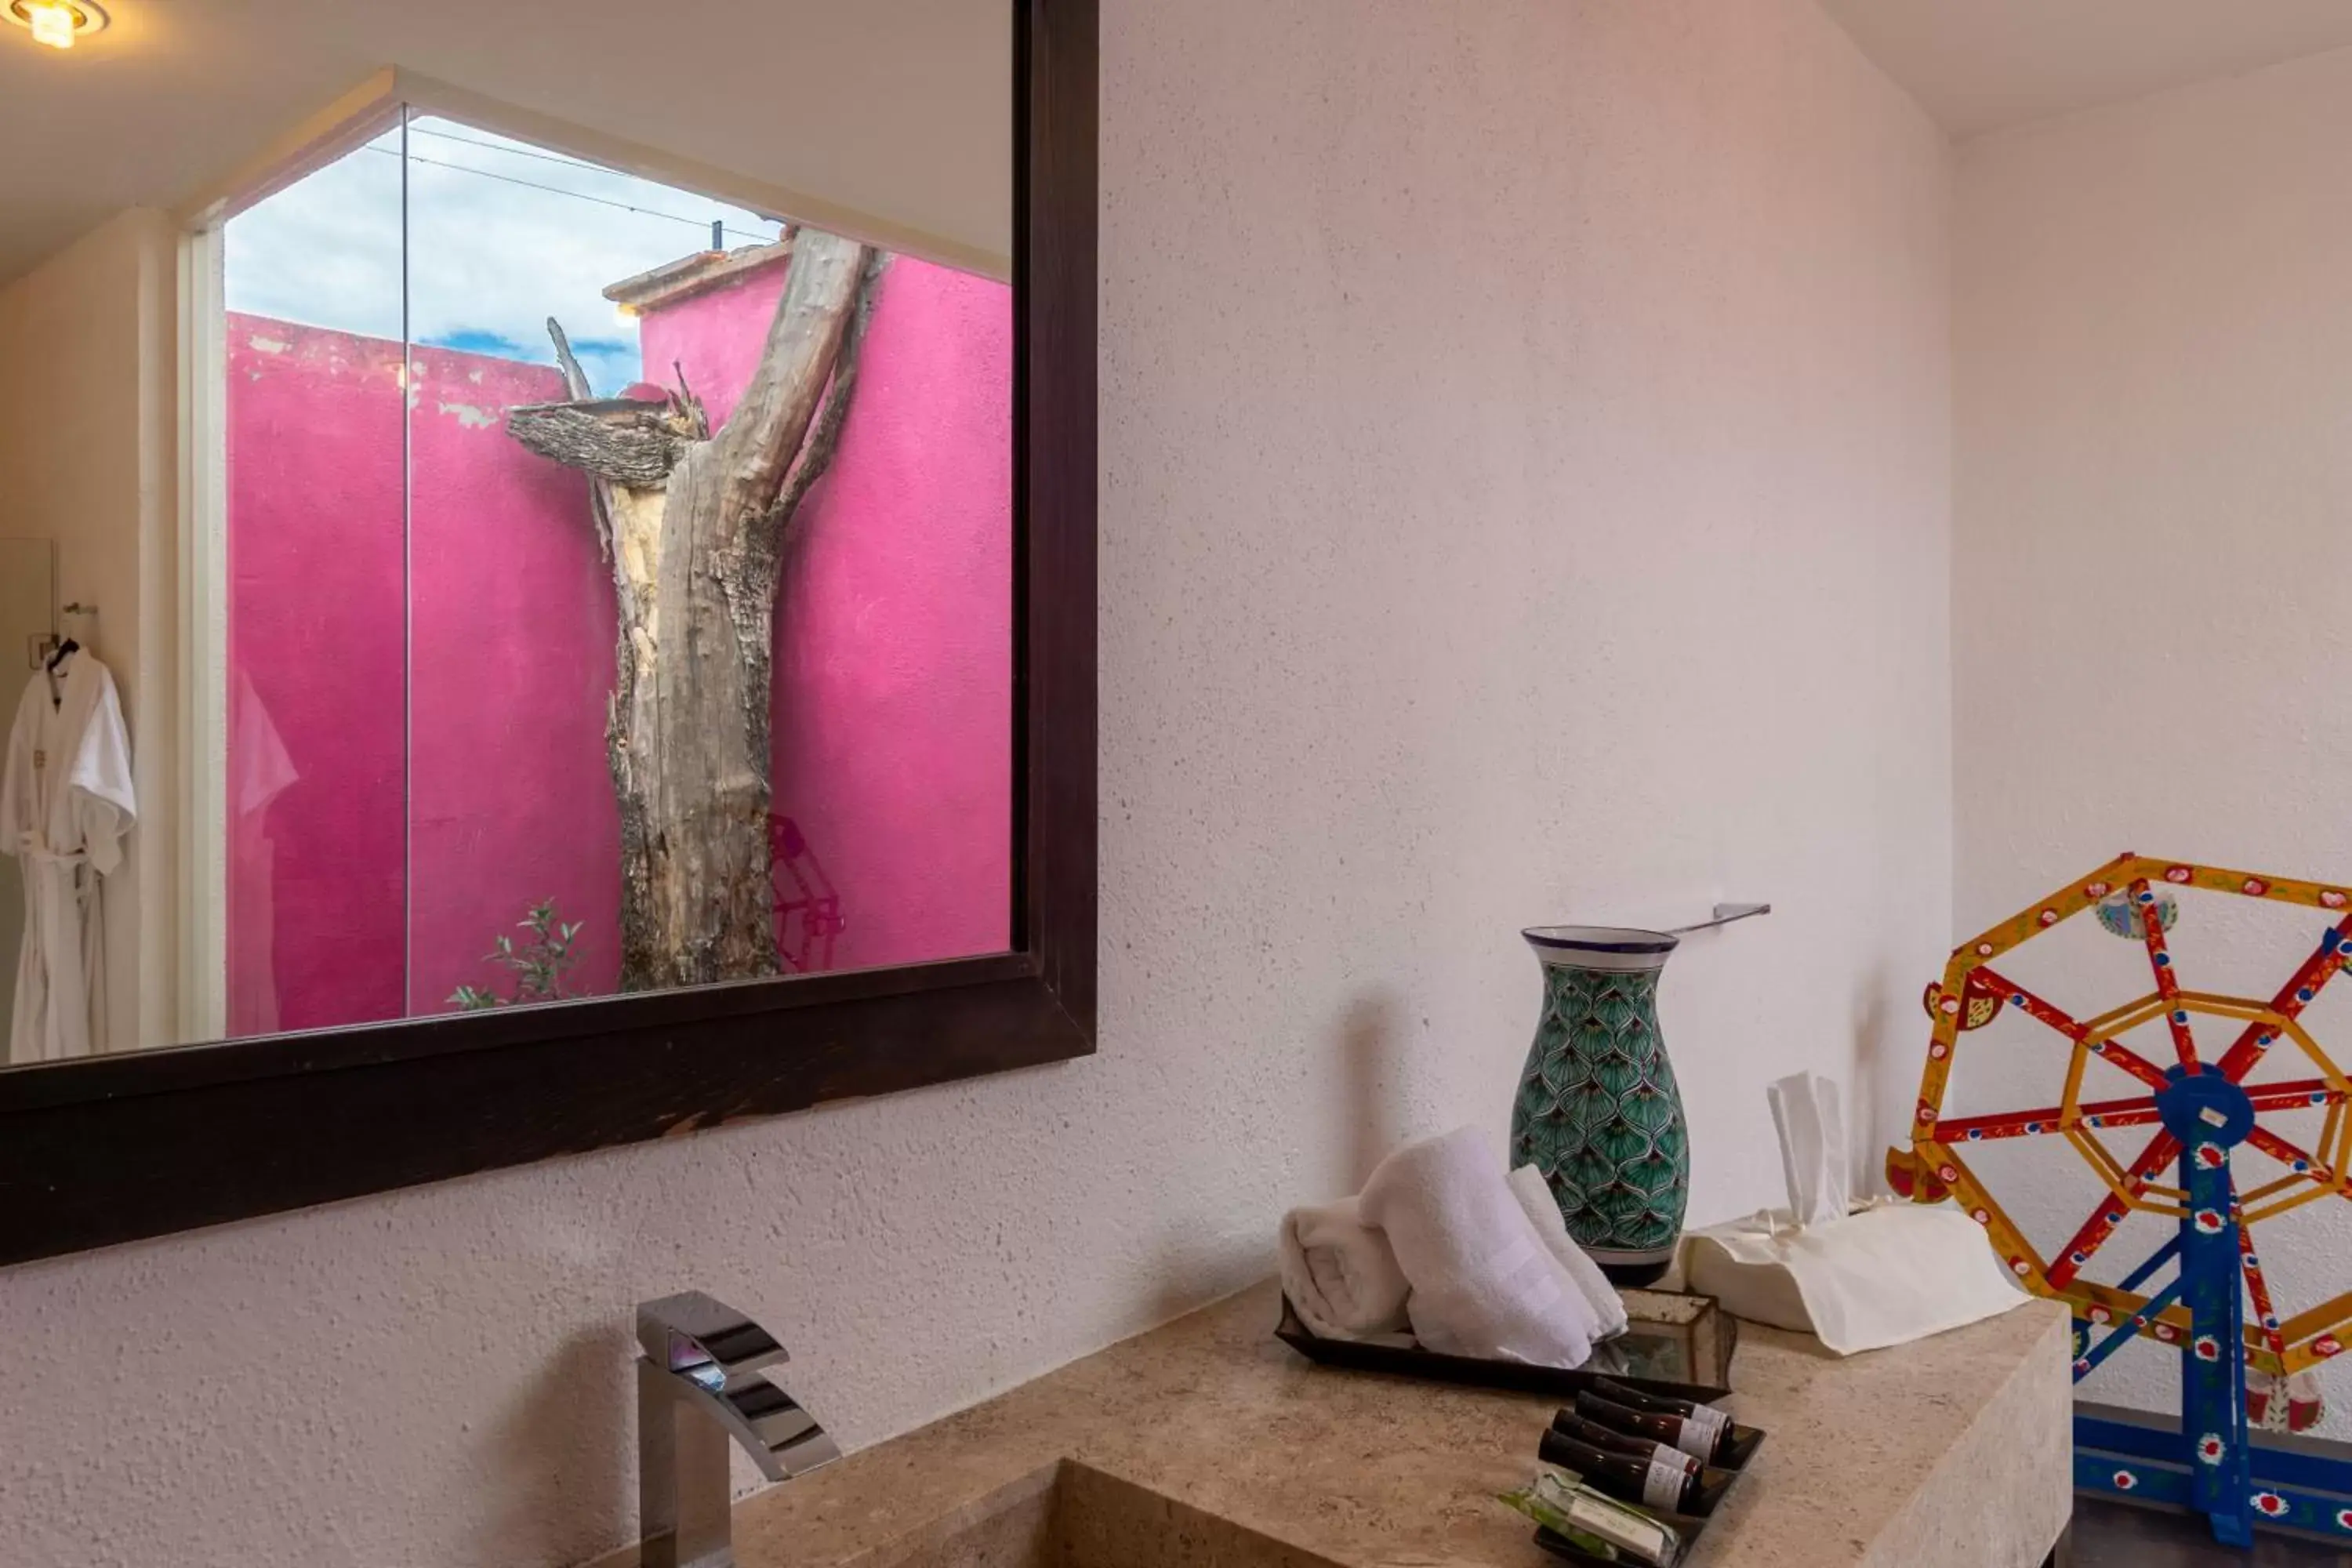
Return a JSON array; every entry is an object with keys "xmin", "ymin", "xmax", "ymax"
[{"xmin": 209, "ymin": 108, "xmax": 1015, "ymax": 1039}]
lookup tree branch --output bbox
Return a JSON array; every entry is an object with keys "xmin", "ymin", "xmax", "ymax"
[
  {"xmin": 507, "ymin": 397, "xmax": 690, "ymax": 488},
  {"xmin": 543, "ymin": 317, "xmax": 614, "ymax": 555},
  {"xmin": 714, "ymin": 227, "xmax": 871, "ymax": 521},
  {"xmin": 671, "ymin": 360, "xmax": 710, "ymax": 441},
  {"xmin": 767, "ymin": 251, "xmax": 890, "ymax": 535},
  {"xmin": 546, "ymin": 315, "xmax": 598, "ymax": 401}
]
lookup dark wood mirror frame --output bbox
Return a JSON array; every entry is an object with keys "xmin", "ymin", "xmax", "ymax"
[{"xmin": 0, "ymin": 0, "xmax": 1096, "ymax": 1269}]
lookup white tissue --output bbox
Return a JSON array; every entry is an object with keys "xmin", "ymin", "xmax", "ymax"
[
  {"xmin": 1766, "ymin": 1070, "xmax": 1849, "ymax": 1229},
  {"xmin": 1681, "ymin": 1070, "xmax": 2029, "ymax": 1353}
]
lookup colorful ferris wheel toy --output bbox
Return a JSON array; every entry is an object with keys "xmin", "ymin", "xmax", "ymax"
[{"xmin": 1903, "ymin": 853, "xmax": 2352, "ymax": 1548}]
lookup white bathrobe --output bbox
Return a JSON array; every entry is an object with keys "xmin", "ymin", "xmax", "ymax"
[{"xmin": 1, "ymin": 654, "xmax": 136, "ymax": 1063}]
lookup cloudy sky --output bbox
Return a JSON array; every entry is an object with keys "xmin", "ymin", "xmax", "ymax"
[{"xmin": 225, "ymin": 116, "xmax": 784, "ymax": 394}]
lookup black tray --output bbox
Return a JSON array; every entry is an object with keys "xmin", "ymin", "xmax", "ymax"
[
  {"xmin": 1530, "ymin": 1412, "xmax": 1765, "ymax": 1566},
  {"xmin": 1272, "ymin": 1298, "xmax": 1764, "ymax": 1568},
  {"xmin": 1274, "ymin": 1294, "xmax": 1732, "ymax": 1403},
  {"xmin": 1530, "ymin": 1406, "xmax": 1765, "ymax": 1564}
]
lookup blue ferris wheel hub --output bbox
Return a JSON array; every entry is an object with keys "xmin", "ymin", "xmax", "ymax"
[{"xmin": 2154, "ymin": 1069, "xmax": 2256, "ymax": 1150}]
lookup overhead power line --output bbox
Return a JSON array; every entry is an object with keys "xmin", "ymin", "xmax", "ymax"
[
  {"xmin": 360, "ymin": 143, "xmax": 781, "ymax": 248},
  {"xmin": 406, "ymin": 123, "xmax": 613, "ymax": 175}
]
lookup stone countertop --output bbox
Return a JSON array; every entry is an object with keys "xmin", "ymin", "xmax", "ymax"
[{"xmin": 712, "ymin": 1279, "xmax": 2071, "ymax": 1568}]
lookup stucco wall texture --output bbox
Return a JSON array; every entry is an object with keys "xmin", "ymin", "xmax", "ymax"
[
  {"xmin": 1954, "ymin": 45, "xmax": 2352, "ymax": 1436},
  {"xmin": 0, "ymin": 3, "xmax": 1951, "ymax": 1565}
]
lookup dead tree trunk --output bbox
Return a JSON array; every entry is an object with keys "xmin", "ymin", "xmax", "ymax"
[{"xmin": 507, "ymin": 228, "xmax": 885, "ymax": 991}]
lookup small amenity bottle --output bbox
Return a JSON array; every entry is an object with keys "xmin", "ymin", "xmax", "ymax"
[
  {"xmin": 1590, "ymin": 1377, "xmax": 1739, "ymax": 1464},
  {"xmin": 1549, "ymin": 1409, "xmax": 1698, "ymax": 1474},
  {"xmin": 1574, "ymin": 1391, "xmax": 1732, "ymax": 1467},
  {"xmin": 1539, "ymin": 1430, "xmax": 1720, "ymax": 1516}
]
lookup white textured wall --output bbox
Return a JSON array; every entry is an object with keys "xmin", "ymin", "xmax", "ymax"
[
  {"xmin": 1954, "ymin": 46, "xmax": 2352, "ymax": 1431},
  {"xmin": 0, "ymin": 207, "xmax": 179, "ymax": 1055},
  {"xmin": 0, "ymin": 3, "xmax": 1951, "ymax": 1564}
]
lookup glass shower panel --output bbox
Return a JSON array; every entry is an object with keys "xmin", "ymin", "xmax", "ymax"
[{"xmin": 220, "ymin": 120, "xmax": 407, "ymax": 1036}]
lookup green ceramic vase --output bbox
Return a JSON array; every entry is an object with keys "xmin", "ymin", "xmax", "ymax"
[{"xmin": 1508, "ymin": 925, "xmax": 1689, "ymax": 1285}]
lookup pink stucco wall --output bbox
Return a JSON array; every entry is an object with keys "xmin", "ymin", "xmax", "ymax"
[
  {"xmin": 226, "ymin": 323, "xmax": 409, "ymax": 1033},
  {"xmin": 643, "ymin": 256, "xmax": 1015, "ymax": 980},
  {"xmin": 224, "ymin": 253, "xmax": 1011, "ymax": 1034}
]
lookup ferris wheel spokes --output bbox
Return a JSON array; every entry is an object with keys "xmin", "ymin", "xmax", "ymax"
[
  {"xmin": 2213, "ymin": 918, "xmax": 2352, "ymax": 1081},
  {"xmin": 1913, "ymin": 855, "xmax": 2352, "ymax": 1548},
  {"xmin": 2128, "ymin": 877, "xmax": 2206, "ymax": 1071}
]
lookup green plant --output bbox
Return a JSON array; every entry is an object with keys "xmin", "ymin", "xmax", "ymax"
[{"xmin": 450, "ymin": 898, "xmax": 585, "ymax": 1010}]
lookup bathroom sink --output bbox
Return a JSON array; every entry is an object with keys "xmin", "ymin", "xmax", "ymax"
[{"xmin": 855, "ymin": 1460, "xmax": 1346, "ymax": 1568}]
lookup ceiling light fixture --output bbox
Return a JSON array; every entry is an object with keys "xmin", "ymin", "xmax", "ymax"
[{"xmin": 7, "ymin": 0, "xmax": 108, "ymax": 50}]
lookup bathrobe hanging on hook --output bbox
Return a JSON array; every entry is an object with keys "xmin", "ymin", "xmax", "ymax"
[{"xmin": 1, "ymin": 649, "xmax": 136, "ymax": 1063}]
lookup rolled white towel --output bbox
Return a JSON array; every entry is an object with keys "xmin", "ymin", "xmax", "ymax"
[
  {"xmin": 1359, "ymin": 1126, "xmax": 1599, "ymax": 1368},
  {"xmin": 1279, "ymin": 1197, "xmax": 1410, "ymax": 1341},
  {"xmin": 1508, "ymin": 1162, "xmax": 1629, "ymax": 1341}
]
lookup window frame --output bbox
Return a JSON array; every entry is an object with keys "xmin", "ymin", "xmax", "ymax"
[{"xmin": 0, "ymin": 0, "xmax": 1095, "ymax": 1269}]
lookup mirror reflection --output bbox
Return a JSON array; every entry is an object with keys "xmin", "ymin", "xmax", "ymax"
[{"xmin": 5, "ymin": 90, "xmax": 1013, "ymax": 1062}]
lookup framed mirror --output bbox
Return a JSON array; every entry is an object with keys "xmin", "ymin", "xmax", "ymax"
[{"xmin": 0, "ymin": 0, "xmax": 1094, "ymax": 1265}]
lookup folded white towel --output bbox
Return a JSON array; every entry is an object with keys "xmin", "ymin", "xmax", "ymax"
[
  {"xmin": 1507, "ymin": 1163, "xmax": 1629, "ymax": 1341},
  {"xmin": 1358, "ymin": 1126, "xmax": 1600, "ymax": 1368},
  {"xmin": 1279, "ymin": 1196, "xmax": 1411, "ymax": 1341}
]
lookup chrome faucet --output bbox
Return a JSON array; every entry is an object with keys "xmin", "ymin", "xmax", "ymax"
[{"xmin": 636, "ymin": 1291, "xmax": 841, "ymax": 1568}]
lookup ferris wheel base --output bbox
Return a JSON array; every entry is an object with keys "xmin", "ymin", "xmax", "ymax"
[
  {"xmin": 2062, "ymin": 1073, "xmax": 2352, "ymax": 1547},
  {"xmin": 2074, "ymin": 1403, "xmax": 2352, "ymax": 1545}
]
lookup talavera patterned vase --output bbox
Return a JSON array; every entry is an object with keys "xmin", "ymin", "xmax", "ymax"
[{"xmin": 1508, "ymin": 926, "xmax": 1689, "ymax": 1285}]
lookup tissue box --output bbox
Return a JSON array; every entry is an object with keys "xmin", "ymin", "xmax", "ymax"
[{"xmin": 1597, "ymin": 1288, "xmax": 1738, "ymax": 1388}]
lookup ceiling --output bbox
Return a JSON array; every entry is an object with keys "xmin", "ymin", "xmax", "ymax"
[
  {"xmin": 1817, "ymin": 0, "xmax": 2352, "ymax": 138},
  {"xmin": 0, "ymin": 0, "xmax": 1008, "ymax": 286},
  {"xmin": 13, "ymin": 3, "xmax": 2352, "ymax": 285}
]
